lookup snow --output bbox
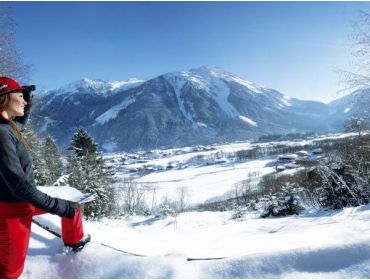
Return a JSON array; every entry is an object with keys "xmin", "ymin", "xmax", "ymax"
[
  {"xmin": 239, "ymin": 115, "xmax": 257, "ymax": 127},
  {"xmin": 42, "ymin": 78, "xmax": 145, "ymax": 98},
  {"xmin": 188, "ymin": 67, "xmax": 240, "ymax": 118},
  {"xmin": 165, "ymin": 67, "xmax": 241, "ymax": 120},
  {"xmin": 109, "ymin": 78, "xmax": 144, "ymax": 91},
  {"xmin": 209, "ymin": 77, "xmax": 239, "ymax": 118},
  {"xmin": 25, "ymin": 204, "xmax": 370, "ymax": 278},
  {"xmin": 344, "ymin": 107, "xmax": 351, "ymax": 113},
  {"xmin": 197, "ymin": 122, "xmax": 207, "ymax": 128},
  {"xmin": 22, "ymin": 132, "xmax": 370, "ymax": 278},
  {"xmin": 165, "ymin": 73, "xmax": 195, "ymax": 124},
  {"xmin": 281, "ymin": 95, "xmax": 292, "ymax": 106},
  {"xmin": 37, "ymin": 186, "xmax": 83, "ymax": 202},
  {"xmin": 95, "ymin": 95, "xmax": 137, "ymax": 125},
  {"xmin": 163, "ymin": 66, "xmax": 299, "ymax": 126},
  {"xmin": 192, "ymin": 66, "xmax": 266, "ymax": 94},
  {"xmin": 135, "ymin": 159, "xmax": 274, "ymax": 205}
]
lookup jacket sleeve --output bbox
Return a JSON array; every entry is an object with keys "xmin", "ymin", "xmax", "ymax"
[{"xmin": 0, "ymin": 129, "xmax": 71, "ymax": 216}]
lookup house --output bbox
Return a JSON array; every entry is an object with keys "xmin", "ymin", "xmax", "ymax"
[
  {"xmin": 166, "ymin": 163, "xmax": 176, "ymax": 170},
  {"xmin": 277, "ymin": 154, "xmax": 298, "ymax": 164}
]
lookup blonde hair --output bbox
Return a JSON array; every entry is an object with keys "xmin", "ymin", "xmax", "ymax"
[
  {"xmin": 0, "ymin": 93, "xmax": 32, "ymax": 149},
  {"xmin": 0, "ymin": 94, "xmax": 10, "ymax": 112}
]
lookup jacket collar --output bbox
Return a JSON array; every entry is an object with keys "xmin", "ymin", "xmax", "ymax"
[{"xmin": 0, "ymin": 112, "xmax": 10, "ymax": 123}]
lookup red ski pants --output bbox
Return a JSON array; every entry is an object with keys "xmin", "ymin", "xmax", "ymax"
[{"xmin": 0, "ymin": 202, "xmax": 84, "ymax": 279}]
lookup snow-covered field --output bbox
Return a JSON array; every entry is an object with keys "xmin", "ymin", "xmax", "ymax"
[
  {"xmin": 134, "ymin": 159, "xmax": 275, "ymax": 205},
  {"xmin": 24, "ymin": 132, "xmax": 370, "ymax": 278},
  {"xmin": 110, "ymin": 132, "xmax": 358, "ymax": 206},
  {"xmin": 26, "ymin": 204, "xmax": 370, "ymax": 278}
]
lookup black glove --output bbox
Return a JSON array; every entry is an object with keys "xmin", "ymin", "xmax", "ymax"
[{"xmin": 55, "ymin": 198, "xmax": 80, "ymax": 219}]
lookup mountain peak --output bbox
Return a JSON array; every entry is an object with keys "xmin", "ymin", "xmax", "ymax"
[
  {"xmin": 45, "ymin": 77, "xmax": 145, "ymax": 97},
  {"xmin": 164, "ymin": 66, "xmax": 267, "ymax": 94},
  {"xmin": 189, "ymin": 65, "xmax": 225, "ymax": 74}
]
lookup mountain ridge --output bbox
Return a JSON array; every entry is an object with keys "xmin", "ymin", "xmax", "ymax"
[{"xmin": 31, "ymin": 66, "xmax": 363, "ymax": 152}]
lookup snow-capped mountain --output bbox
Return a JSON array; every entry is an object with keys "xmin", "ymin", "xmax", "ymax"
[
  {"xmin": 40, "ymin": 77, "xmax": 145, "ymax": 97},
  {"xmin": 31, "ymin": 66, "xmax": 357, "ymax": 152}
]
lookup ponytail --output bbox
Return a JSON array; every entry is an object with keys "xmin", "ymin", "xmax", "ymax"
[{"xmin": 8, "ymin": 119, "xmax": 32, "ymax": 149}]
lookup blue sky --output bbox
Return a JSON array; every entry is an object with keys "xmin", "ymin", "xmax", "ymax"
[{"xmin": 4, "ymin": 1, "xmax": 370, "ymax": 103}]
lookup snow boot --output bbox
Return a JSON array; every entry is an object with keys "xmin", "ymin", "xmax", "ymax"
[{"xmin": 64, "ymin": 233, "xmax": 91, "ymax": 253}]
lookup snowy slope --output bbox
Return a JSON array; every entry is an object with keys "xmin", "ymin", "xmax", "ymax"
[
  {"xmin": 95, "ymin": 95, "xmax": 138, "ymax": 125},
  {"xmin": 25, "ymin": 204, "xmax": 370, "ymax": 278},
  {"xmin": 163, "ymin": 66, "xmax": 289, "ymax": 122}
]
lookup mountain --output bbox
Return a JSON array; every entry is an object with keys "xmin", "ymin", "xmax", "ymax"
[
  {"xmin": 30, "ymin": 67, "xmax": 358, "ymax": 152},
  {"xmin": 328, "ymin": 88, "xmax": 370, "ymax": 127}
]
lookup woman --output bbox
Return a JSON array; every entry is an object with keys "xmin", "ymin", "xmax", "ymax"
[{"xmin": 0, "ymin": 77, "xmax": 90, "ymax": 279}]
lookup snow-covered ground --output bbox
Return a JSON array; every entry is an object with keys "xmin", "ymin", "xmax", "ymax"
[
  {"xmin": 26, "ymin": 204, "xmax": 370, "ymax": 278},
  {"xmin": 135, "ymin": 159, "xmax": 275, "ymax": 205},
  {"xmin": 23, "ymin": 132, "xmax": 370, "ymax": 278}
]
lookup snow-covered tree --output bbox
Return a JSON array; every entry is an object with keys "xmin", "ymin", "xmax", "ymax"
[
  {"xmin": 116, "ymin": 180, "xmax": 150, "ymax": 216},
  {"xmin": 231, "ymin": 205, "xmax": 246, "ymax": 219},
  {"xmin": 338, "ymin": 136, "xmax": 370, "ymax": 195},
  {"xmin": 43, "ymin": 136, "xmax": 64, "ymax": 185},
  {"xmin": 158, "ymin": 202, "xmax": 176, "ymax": 217},
  {"xmin": 309, "ymin": 162, "xmax": 369, "ymax": 209},
  {"xmin": 68, "ymin": 128, "xmax": 116, "ymax": 220},
  {"xmin": 345, "ymin": 116, "xmax": 365, "ymax": 137},
  {"xmin": 22, "ymin": 125, "xmax": 49, "ymax": 185},
  {"xmin": 260, "ymin": 183, "xmax": 304, "ymax": 218},
  {"xmin": 340, "ymin": 11, "xmax": 370, "ymax": 129}
]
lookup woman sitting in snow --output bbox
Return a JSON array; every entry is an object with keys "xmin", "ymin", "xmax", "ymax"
[{"xmin": 0, "ymin": 77, "xmax": 90, "ymax": 279}]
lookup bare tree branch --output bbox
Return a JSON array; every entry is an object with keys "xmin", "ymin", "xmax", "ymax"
[{"xmin": 0, "ymin": 7, "xmax": 31, "ymax": 82}]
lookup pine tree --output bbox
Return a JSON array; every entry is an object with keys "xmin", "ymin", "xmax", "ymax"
[
  {"xmin": 43, "ymin": 136, "xmax": 64, "ymax": 185},
  {"xmin": 22, "ymin": 124, "xmax": 49, "ymax": 185},
  {"xmin": 260, "ymin": 183, "xmax": 304, "ymax": 218},
  {"xmin": 68, "ymin": 128, "xmax": 116, "ymax": 220}
]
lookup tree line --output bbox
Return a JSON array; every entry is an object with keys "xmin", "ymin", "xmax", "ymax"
[{"xmin": 24, "ymin": 126, "xmax": 116, "ymax": 220}]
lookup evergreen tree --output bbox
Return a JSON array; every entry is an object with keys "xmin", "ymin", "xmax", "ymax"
[
  {"xmin": 69, "ymin": 128, "xmax": 98, "ymax": 157},
  {"xmin": 68, "ymin": 128, "xmax": 116, "ymax": 220},
  {"xmin": 43, "ymin": 136, "xmax": 64, "ymax": 185},
  {"xmin": 22, "ymin": 124, "xmax": 49, "ymax": 185},
  {"xmin": 260, "ymin": 183, "xmax": 304, "ymax": 218}
]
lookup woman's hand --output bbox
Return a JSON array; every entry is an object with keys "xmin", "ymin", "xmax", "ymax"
[{"xmin": 56, "ymin": 199, "xmax": 80, "ymax": 219}]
